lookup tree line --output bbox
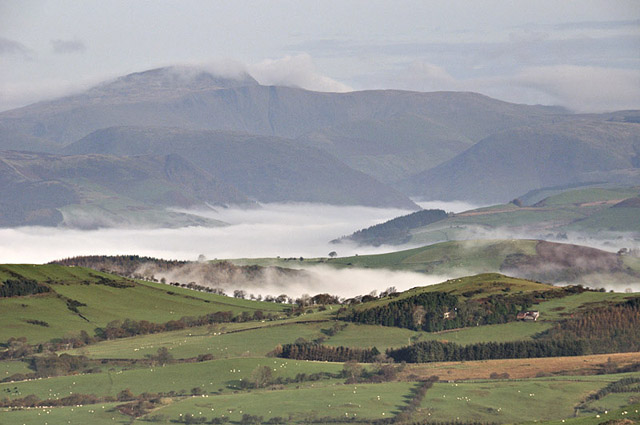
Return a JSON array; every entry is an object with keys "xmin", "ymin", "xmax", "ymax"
[
  {"xmin": 337, "ymin": 209, "xmax": 448, "ymax": 246},
  {"xmin": 386, "ymin": 339, "xmax": 588, "ymax": 363},
  {"xmin": 274, "ymin": 342, "xmax": 380, "ymax": 363}
]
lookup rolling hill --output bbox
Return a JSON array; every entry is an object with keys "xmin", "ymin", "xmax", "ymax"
[
  {"xmin": 337, "ymin": 186, "xmax": 640, "ymax": 247},
  {"xmin": 0, "ymin": 263, "xmax": 287, "ymax": 344},
  {"xmin": 0, "ymin": 150, "xmax": 245, "ymax": 228},
  {"xmin": 0, "ymin": 262, "xmax": 639, "ymax": 424},
  {"xmin": 328, "ymin": 239, "xmax": 640, "ymax": 288}
]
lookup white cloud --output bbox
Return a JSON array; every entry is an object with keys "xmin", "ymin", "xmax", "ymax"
[
  {"xmin": 390, "ymin": 61, "xmax": 640, "ymax": 111},
  {"xmin": 249, "ymin": 54, "xmax": 353, "ymax": 93},
  {"xmin": 51, "ymin": 39, "xmax": 86, "ymax": 54},
  {"xmin": 0, "ymin": 37, "xmax": 31, "ymax": 57},
  {"xmin": 0, "ymin": 203, "xmax": 412, "ymax": 264},
  {"xmin": 514, "ymin": 65, "xmax": 640, "ymax": 112}
]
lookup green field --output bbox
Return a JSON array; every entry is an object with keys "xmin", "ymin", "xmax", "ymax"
[
  {"xmin": 64, "ymin": 321, "xmax": 329, "ymax": 360},
  {"xmin": 417, "ymin": 378, "xmax": 615, "ymax": 423},
  {"xmin": 143, "ymin": 381, "xmax": 415, "ymax": 423},
  {"xmin": 335, "ymin": 186, "xmax": 640, "ymax": 248},
  {"xmin": 0, "ymin": 264, "xmax": 287, "ymax": 343},
  {"xmin": 0, "ymin": 357, "xmax": 343, "ymax": 400},
  {"xmin": 2, "ymin": 262, "xmax": 640, "ymax": 424},
  {"xmin": 0, "ymin": 402, "xmax": 132, "ymax": 425}
]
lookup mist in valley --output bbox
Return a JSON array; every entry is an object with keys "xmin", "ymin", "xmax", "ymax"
[
  {"xmin": 0, "ymin": 203, "xmax": 419, "ymax": 264},
  {"xmin": 2, "ymin": 200, "xmax": 639, "ymax": 296}
]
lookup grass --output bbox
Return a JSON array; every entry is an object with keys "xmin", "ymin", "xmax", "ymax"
[
  {"xmin": 567, "ymin": 206, "xmax": 640, "ymax": 232},
  {"xmin": 329, "ymin": 240, "xmax": 541, "ymax": 274},
  {"xmin": 350, "ymin": 273, "xmax": 553, "ymax": 311},
  {"xmin": 2, "ymin": 262, "xmax": 640, "ymax": 424},
  {"xmin": 65, "ymin": 321, "xmax": 329, "ymax": 360},
  {"xmin": 0, "ymin": 358, "xmax": 343, "ymax": 401},
  {"xmin": 0, "ymin": 264, "xmax": 133, "ymax": 286},
  {"xmin": 142, "ymin": 381, "xmax": 415, "ymax": 424},
  {"xmin": 401, "ymin": 353, "xmax": 640, "ymax": 381},
  {"xmin": 538, "ymin": 187, "xmax": 639, "ymax": 207},
  {"xmin": 418, "ymin": 379, "xmax": 611, "ymax": 424},
  {"xmin": 0, "ymin": 402, "xmax": 132, "ymax": 425},
  {"xmin": 0, "ymin": 265, "xmax": 287, "ymax": 343},
  {"xmin": 525, "ymin": 403, "xmax": 640, "ymax": 425},
  {"xmin": 534, "ymin": 291, "xmax": 630, "ymax": 320},
  {"xmin": 0, "ymin": 359, "xmax": 32, "ymax": 378},
  {"xmin": 323, "ymin": 321, "xmax": 551, "ymax": 351}
]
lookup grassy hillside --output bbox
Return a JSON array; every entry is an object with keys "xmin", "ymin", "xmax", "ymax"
[
  {"xmin": 324, "ymin": 240, "xmax": 640, "ymax": 287},
  {"xmin": 336, "ymin": 186, "xmax": 640, "ymax": 250},
  {"xmin": 0, "ymin": 264, "xmax": 286, "ymax": 343},
  {"xmin": 1, "ymin": 263, "xmax": 639, "ymax": 424}
]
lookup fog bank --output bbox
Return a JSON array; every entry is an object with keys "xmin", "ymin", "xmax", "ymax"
[
  {"xmin": 142, "ymin": 262, "xmax": 457, "ymax": 299},
  {"xmin": 0, "ymin": 203, "xmax": 413, "ymax": 264}
]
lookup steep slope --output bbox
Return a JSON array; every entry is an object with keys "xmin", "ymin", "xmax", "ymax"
[
  {"xmin": 62, "ymin": 126, "xmax": 419, "ymax": 209},
  {"xmin": 0, "ymin": 151, "xmax": 246, "ymax": 228},
  {"xmin": 401, "ymin": 121, "xmax": 640, "ymax": 204},
  {"xmin": 0, "ymin": 263, "xmax": 286, "ymax": 343}
]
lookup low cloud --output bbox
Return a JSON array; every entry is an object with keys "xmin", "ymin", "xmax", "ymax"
[
  {"xmin": 249, "ymin": 54, "xmax": 353, "ymax": 93},
  {"xmin": 392, "ymin": 61, "xmax": 640, "ymax": 112},
  {"xmin": 0, "ymin": 203, "xmax": 413, "ymax": 264},
  {"xmin": 146, "ymin": 262, "xmax": 456, "ymax": 299},
  {"xmin": 514, "ymin": 65, "xmax": 640, "ymax": 112},
  {"xmin": 0, "ymin": 37, "xmax": 31, "ymax": 58},
  {"xmin": 0, "ymin": 77, "xmax": 105, "ymax": 112},
  {"xmin": 51, "ymin": 39, "xmax": 86, "ymax": 54}
]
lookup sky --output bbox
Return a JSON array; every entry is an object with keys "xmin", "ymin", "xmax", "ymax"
[{"xmin": 0, "ymin": 0, "xmax": 639, "ymax": 112}]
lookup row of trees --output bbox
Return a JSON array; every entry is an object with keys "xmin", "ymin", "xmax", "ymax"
[
  {"xmin": 538, "ymin": 297, "xmax": 640, "ymax": 353},
  {"xmin": 0, "ymin": 278, "xmax": 50, "ymax": 297},
  {"xmin": 386, "ymin": 339, "xmax": 588, "ymax": 363},
  {"xmin": 274, "ymin": 342, "xmax": 380, "ymax": 363}
]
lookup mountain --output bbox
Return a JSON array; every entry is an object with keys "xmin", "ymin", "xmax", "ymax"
[
  {"xmin": 2, "ymin": 65, "xmax": 640, "ymax": 207},
  {"xmin": 401, "ymin": 120, "xmax": 640, "ymax": 204},
  {"xmin": 0, "ymin": 150, "xmax": 246, "ymax": 228},
  {"xmin": 295, "ymin": 115, "xmax": 475, "ymax": 183},
  {"xmin": 0, "ymin": 67, "xmax": 561, "ymax": 147},
  {"xmin": 62, "ymin": 126, "xmax": 419, "ymax": 209}
]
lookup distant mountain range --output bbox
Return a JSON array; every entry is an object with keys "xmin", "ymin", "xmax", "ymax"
[{"xmin": 1, "ymin": 65, "xmax": 639, "ymax": 227}]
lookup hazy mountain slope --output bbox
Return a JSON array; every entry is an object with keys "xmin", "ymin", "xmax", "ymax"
[
  {"xmin": 0, "ymin": 67, "xmax": 562, "ymax": 147},
  {"xmin": 0, "ymin": 151, "xmax": 245, "ymax": 228},
  {"xmin": 63, "ymin": 126, "xmax": 419, "ymax": 209},
  {"xmin": 0, "ymin": 125, "xmax": 57, "ymax": 152},
  {"xmin": 296, "ymin": 115, "xmax": 475, "ymax": 183},
  {"xmin": 401, "ymin": 121, "xmax": 640, "ymax": 204}
]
